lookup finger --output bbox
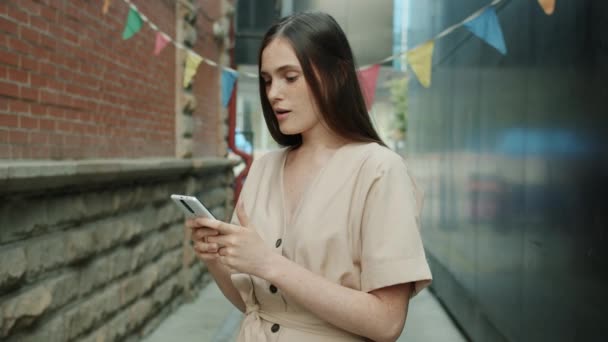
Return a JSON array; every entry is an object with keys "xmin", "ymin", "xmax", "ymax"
[
  {"xmin": 218, "ymin": 246, "xmax": 229, "ymax": 257},
  {"xmin": 207, "ymin": 234, "xmax": 235, "ymax": 247},
  {"xmin": 217, "ymin": 247, "xmax": 232, "ymax": 270},
  {"xmin": 188, "ymin": 218, "xmax": 213, "ymax": 230},
  {"xmin": 194, "ymin": 228, "xmax": 219, "ymax": 240},
  {"xmin": 185, "ymin": 218, "xmax": 199, "ymax": 229},
  {"xmin": 236, "ymin": 201, "xmax": 249, "ymax": 227},
  {"xmin": 195, "ymin": 217, "xmax": 217, "ymax": 227},
  {"xmin": 194, "ymin": 229, "xmax": 205, "ymax": 240},
  {"xmin": 199, "ymin": 218, "xmax": 239, "ymax": 235},
  {"xmin": 194, "ymin": 248, "xmax": 220, "ymax": 261},
  {"xmin": 206, "ymin": 242, "xmax": 219, "ymax": 253},
  {"xmin": 193, "ymin": 241, "xmax": 207, "ymax": 253},
  {"xmin": 193, "ymin": 241, "xmax": 219, "ymax": 253}
]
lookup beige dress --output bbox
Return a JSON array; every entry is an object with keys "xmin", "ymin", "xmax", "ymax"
[{"xmin": 229, "ymin": 142, "xmax": 432, "ymax": 341}]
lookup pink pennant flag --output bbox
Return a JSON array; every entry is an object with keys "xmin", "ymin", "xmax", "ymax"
[
  {"xmin": 357, "ymin": 64, "xmax": 380, "ymax": 110},
  {"xmin": 154, "ymin": 32, "xmax": 170, "ymax": 55}
]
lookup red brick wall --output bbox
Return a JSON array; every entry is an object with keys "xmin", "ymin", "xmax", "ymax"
[
  {"xmin": 190, "ymin": 0, "xmax": 223, "ymax": 157},
  {"xmin": 0, "ymin": 0, "xmax": 224, "ymax": 160}
]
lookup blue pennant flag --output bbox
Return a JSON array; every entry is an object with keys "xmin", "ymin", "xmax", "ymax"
[
  {"xmin": 221, "ymin": 70, "xmax": 237, "ymax": 108},
  {"xmin": 464, "ymin": 7, "xmax": 507, "ymax": 55}
]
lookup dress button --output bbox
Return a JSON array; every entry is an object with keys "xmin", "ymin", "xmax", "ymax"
[
  {"xmin": 271, "ymin": 323, "xmax": 280, "ymax": 333},
  {"xmin": 269, "ymin": 284, "xmax": 278, "ymax": 293},
  {"xmin": 275, "ymin": 238, "xmax": 282, "ymax": 248}
]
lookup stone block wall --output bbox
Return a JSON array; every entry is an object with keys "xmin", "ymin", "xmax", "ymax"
[{"xmin": 0, "ymin": 158, "xmax": 237, "ymax": 341}]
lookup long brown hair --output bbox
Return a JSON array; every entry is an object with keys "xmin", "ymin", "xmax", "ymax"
[{"xmin": 258, "ymin": 12, "xmax": 386, "ymax": 148}]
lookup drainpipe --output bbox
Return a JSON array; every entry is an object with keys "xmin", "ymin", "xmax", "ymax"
[{"xmin": 226, "ymin": 3, "xmax": 252, "ymax": 204}]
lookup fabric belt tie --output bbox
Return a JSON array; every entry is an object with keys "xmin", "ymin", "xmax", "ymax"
[{"xmin": 238, "ymin": 304, "xmax": 360, "ymax": 341}]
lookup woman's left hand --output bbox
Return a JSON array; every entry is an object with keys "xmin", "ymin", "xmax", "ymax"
[{"xmin": 203, "ymin": 202, "xmax": 276, "ymax": 278}]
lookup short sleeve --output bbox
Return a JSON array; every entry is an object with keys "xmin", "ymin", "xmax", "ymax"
[{"xmin": 359, "ymin": 156, "xmax": 432, "ymax": 296}]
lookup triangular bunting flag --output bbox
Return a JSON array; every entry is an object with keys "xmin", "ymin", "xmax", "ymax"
[
  {"xmin": 538, "ymin": 0, "xmax": 555, "ymax": 15},
  {"xmin": 464, "ymin": 7, "xmax": 507, "ymax": 55},
  {"xmin": 102, "ymin": 0, "xmax": 112, "ymax": 15},
  {"xmin": 407, "ymin": 41, "xmax": 434, "ymax": 88},
  {"xmin": 154, "ymin": 32, "xmax": 170, "ymax": 55},
  {"xmin": 183, "ymin": 51, "xmax": 203, "ymax": 87},
  {"xmin": 122, "ymin": 8, "xmax": 143, "ymax": 40},
  {"xmin": 221, "ymin": 70, "xmax": 238, "ymax": 108},
  {"xmin": 357, "ymin": 64, "xmax": 380, "ymax": 110}
]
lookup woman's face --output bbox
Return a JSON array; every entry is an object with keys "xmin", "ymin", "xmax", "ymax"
[{"xmin": 260, "ymin": 38, "xmax": 322, "ymax": 136}]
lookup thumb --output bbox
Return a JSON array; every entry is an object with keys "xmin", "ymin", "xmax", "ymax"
[{"xmin": 236, "ymin": 201, "xmax": 250, "ymax": 228}]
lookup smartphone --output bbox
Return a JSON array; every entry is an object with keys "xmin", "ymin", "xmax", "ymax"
[{"xmin": 170, "ymin": 194, "xmax": 215, "ymax": 219}]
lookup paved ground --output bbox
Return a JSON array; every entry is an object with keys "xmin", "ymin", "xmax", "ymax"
[{"xmin": 143, "ymin": 282, "xmax": 467, "ymax": 342}]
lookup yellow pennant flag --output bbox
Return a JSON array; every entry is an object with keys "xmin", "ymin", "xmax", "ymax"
[
  {"xmin": 183, "ymin": 51, "xmax": 203, "ymax": 88},
  {"xmin": 538, "ymin": 0, "xmax": 555, "ymax": 15},
  {"xmin": 407, "ymin": 41, "xmax": 434, "ymax": 88},
  {"xmin": 102, "ymin": 0, "xmax": 112, "ymax": 15}
]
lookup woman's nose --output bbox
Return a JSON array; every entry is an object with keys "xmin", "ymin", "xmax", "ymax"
[{"xmin": 267, "ymin": 82, "xmax": 282, "ymax": 102}]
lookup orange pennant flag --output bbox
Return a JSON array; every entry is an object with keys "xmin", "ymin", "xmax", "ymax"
[
  {"xmin": 102, "ymin": 0, "xmax": 112, "ymax": 15},
  {"xmin": 537, "ymin": 0, "xmax": 555, "ymax": 15}
]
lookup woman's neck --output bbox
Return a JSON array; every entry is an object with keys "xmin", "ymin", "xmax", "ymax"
[{"xmin": 298, "ymin": 123, "xmax": 350, "ymax": 152}]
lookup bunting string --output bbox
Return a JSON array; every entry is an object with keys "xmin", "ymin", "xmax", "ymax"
[
  {"xmin": 107, "ymin": 0, "xmax": 556, "ymax": 100},
  {"xmin": 115, "ymin": 0, "xmax": 253, "ymax": 76},
  {"xmin": 367, "ymin": 0, "xmax": 504, "ymax": 67}
]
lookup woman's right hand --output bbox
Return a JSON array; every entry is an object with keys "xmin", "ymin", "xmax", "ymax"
[{"xmin": 186, "ymin": 218, "xmax": 221, "ymax": 262}]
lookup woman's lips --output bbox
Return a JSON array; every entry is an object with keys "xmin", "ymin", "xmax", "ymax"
[{"xmin": 275, "ymin": 110, "xmax": 291, "ymax": 120}]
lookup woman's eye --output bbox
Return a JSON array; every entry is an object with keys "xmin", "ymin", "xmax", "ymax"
[{"xmin": 286, "ymin": 75, "xmax": 298, "ymax": 83}]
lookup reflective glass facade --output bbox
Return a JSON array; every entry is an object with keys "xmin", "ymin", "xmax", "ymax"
[{"xmin": 407, "ymin": 1, "xmax": 608, "ymax": 341}]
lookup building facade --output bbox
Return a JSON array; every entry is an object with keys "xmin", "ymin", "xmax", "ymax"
[
  {"xmin": 406, "ymin": 1, "xmax": 608, "ymax": 340},
  {"xmin": 0, "ymin": 1, "xmax": 238, "ymax": 340}
]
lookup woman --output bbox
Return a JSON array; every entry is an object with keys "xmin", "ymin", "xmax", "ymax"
[{"xmin": 186, "ymin": 12, "xmax": 432, "ymax": 342}]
